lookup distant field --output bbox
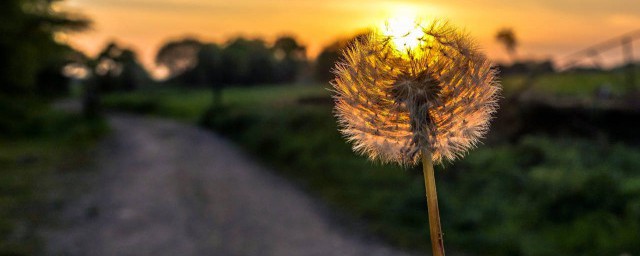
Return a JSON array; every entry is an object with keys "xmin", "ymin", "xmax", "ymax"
[
  {"xmin": 103, "ymin": 84, "xmax": 330, "ymax": 122},
  {"xmin": 502, "ymin": 70, "xmax": 633, "ymax": 97},
  {"xmin": 104, "ymin": 69, "xmax": 638, "ymax": 120},
  {"xmin": 104, "ymin": 81, "xmax": 640, "ymax": 255}
]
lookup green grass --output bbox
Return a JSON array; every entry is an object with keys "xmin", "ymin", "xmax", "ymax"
[
  {"xmin": 103, "ymin": 84, "xmax": 329, "ymax": 122},
  {"xmin": 502, "ymin": 69, "xmax": 634, "ymax": 97},
  {"xmin": 103, "ymin": 69, "xmax": 637, "ymax": 120},
  {"xmin": 104, "ymin": 83, "xmax": 640, "ymax": 255},
  {"xmin": 0, "ymin": 101, "xmax": 107, "ymax": 255}
]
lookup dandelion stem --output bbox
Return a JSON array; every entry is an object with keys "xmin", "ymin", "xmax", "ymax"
[{"xmin": 422, "ymin": 147, "xmax": 445, "ymax": 256}]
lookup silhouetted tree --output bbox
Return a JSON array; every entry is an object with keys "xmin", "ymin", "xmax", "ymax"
[
  {"xmin": 81, "ymin": 42, "xmax": 147, "ymax": 118},
  {"xmin": 272, "ymin": 36, "xmax": 306, "ymax": 83},
  {"xmin": 314, "ymin": 31, "xmax": 369, "ymax": 83},
  {"xmin": 156, "ymin": 36, "xmax": 306, "ymax": 87},
  {"xmin": 496, "ymin": 28, "xmax": 518, "ymax": 61},
  {"xmin": 36, "ymin": 58, "xmax": 72, "ymax": 96},
  {"xmin": 92, "ymin": 42, "xmax": 148, "ymax": 92},
  {"xmin": 192, "ymin": 44, "xmax": 223, "ymax": 84},
  {"xmin": 155, "ymin": 38, "xmax": 203, "ymax": 80},
  {"xmin": 0, "ymin": 0, "xmax": 90, "ymax": 95},
  {"xmin": 194, "ymin": 44, "xmax": 224, "ymax": 106},
  {"xmin": 119, "ymin": 49, "xmax": 147, "ymax": 91},
  {"xmin": 222, "ymin": 38, "xmax": 276, "ymax": 85}
]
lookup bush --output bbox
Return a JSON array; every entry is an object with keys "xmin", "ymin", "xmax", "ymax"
[
  {"xmin": 203, "ymin": 95, "xmax": 640, "ymax": 255},
  {"xmin": 0, "ymin": 103, "xmax": 107, "ymax": 255}
]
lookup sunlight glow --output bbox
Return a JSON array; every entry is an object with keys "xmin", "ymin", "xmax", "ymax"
[{"xmin": 380, "ymin": 10, "xmax": 425, "ymax": 52}]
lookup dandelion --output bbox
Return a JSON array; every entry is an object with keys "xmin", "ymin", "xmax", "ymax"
[{"xmin": 332, "ymin": 18, "xmax": 500, "ymax": 256}]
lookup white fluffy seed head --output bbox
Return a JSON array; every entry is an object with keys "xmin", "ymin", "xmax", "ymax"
[{"xmin": 332, "ymin": 20, "xmax": 501, "ymax": 166}]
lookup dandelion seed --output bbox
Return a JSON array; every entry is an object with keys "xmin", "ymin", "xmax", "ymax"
[{"xmin": 332, "ymin": 19, "xmax": 500, "ymax": 166}]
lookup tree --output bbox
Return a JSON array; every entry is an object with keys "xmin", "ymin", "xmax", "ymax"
[
  {"xmin": 272, "ymin": 36, "xmax": 306, "ymax": 83},
  {"xmin": 314, "ymin": 31, "xmax": 369, "ymax": 83},
  {"xmin": 0, "ymin": 0, "xmax": 90, "ymax": 95},
  {"xmin": 221, "ymin": 37, "xmax": 276, "ymax": 85},
  {"xmin": 81, "ymin": 42, "xmax": 147, "ymax": 118},
  {"xmin": 495, "ymin": 28, "xmax": 518, "ymax": 62},
  {"xmin": 155, "ymin": 38, "xmax": 203, "ymax": 80},
  {"xmin": 91, "ymin": 42, "xmax": 148, "ymax": 92},
  {"xmin": 194, "ymin": 44, "xmax": 224, "ymax": 107},
  {"xmin": 155, "ymin": 36, "xmax": 307, "ymax": 88},
  {"xmin": 119, "ymin": 49, "xmax": 148, "ymax": 91}
]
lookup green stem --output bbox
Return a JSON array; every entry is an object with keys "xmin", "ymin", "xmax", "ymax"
[{"xmin": 422, "ymin": 148, "xmax": 445, "ymax": 256}]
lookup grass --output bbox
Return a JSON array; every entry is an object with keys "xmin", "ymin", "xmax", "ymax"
[
  {"xmin": 502, "ymin": 69, "xmax": 635, "ymax": 97},
  {"xmin": 0, "ymin": 100, "xmax": 107, "ymax": 255},
  {"xmin": 104, "ymin": 69, "xmax": 639, "ymax": 120},
  {"xmin": 103, "ymin": 79, "xmax": 640, "ymax": 255},
  {"xmin": 103, "ymin": 84, "xmax": 329, "ymax": 122}
]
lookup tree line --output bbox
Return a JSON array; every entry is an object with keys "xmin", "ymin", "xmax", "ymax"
[
  {"xmin": 156, "ymin": 36, "xmax": 306, "ymax": 87},
  {"xmin": 1, "ymin": 0, "xmax": 563, "ymax": 101},
  {"xmin": 0, "ymin": 0, "xmax": 374, "ymax": 99},
  {"xmin": 87, "ymin": 33, "xmax": 372, "ymax": 92},
  {"xmin": 0, "ymin": 0, "xmax": 90, "ymax": 97},
  {"xmin": 0, "ymin": 0, "xmax": 376, "ymax": 125},
  {"xmin": 0, "ymin": 0, "xmax": 380, "ymax": 100}
]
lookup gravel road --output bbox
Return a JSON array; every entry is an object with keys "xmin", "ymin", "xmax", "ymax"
[{"xmin": 44, "ymin": 115, "xmax": 417, "ymax": 256}]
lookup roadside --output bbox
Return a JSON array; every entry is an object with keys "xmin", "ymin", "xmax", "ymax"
[
  {"xmin": 0, "ymin": 99, "xmax": 105, "ymax": 255},
  {"xmin": 43, "ymin": 114, "xmax": 417, "ymax": 256}
]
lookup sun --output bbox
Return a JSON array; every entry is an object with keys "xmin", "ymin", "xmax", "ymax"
[{"xmin": 380, "ymin": 13, "xmax": 425, "ymax": 52}]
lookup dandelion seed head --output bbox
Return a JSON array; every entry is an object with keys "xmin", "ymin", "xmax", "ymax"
[{"xmin": 332, "ymin": 19, "xmax": 501, "ymax": 165}]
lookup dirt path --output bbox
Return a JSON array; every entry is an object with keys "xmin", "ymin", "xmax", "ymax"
[{"xmin": 44, "ymin": 115, "xmax": 416, "ymax": 256}]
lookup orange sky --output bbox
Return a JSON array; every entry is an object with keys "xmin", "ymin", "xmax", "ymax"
[{"xmin": 59, "ymin": 0, "xmax": 640, "ymax": 74}]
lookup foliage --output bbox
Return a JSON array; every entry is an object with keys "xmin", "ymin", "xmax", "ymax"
[
  {"xmin": 440, "ymin": 137, "xmax": 640, "ymax": 255},
  {"xmin": 502, "ymin": 69, "xmax": 632, "ymax": 98},
  {"xmin": 89, "ymin": 42, "xmax": 149, "ymax": 93},
  {"xmin": 102, "ymin": 86, "xmax": 211, "ymax": 122},
  {"xmin": 193, "ymin": 44, "xmax": 224, "ymax": 86},
  {"xmin": 0, "ymin": 96, "xmax": 50, "ymax": 136},
  {"xmin": 102, "ymin": 85, "xmax": 326, "ymax": 121},
  {"xmin": 314, "ymin": 31, "xmax": 369, "ymax": 82},
  {"xmin": 0, "ymin": 101, "xmax": 107, "ymax": 255},
  {"xmin": 202, "ymin": 87, "xmax": 640, "ymax": 255},
  {"xmin": 273, "ymin": 36, "xmax": 307, "ymax": 82},
  {"xmin": 0, "ymin": 0, "xmax": 90, "ymax": 95},
  {"xmin": 220, "ymin": 99, "xmax": 640, "ymax": 255},
  {"xmin": 156, "ymin": 38, "xmax": 203, "ymax": 79},
  {"xmin": 221, "ymin": 38, "xmax": 276, "ymax": 85},
  {"xmin": 155, "ymin": 36, "xmax": 308, "ymax": 87}
]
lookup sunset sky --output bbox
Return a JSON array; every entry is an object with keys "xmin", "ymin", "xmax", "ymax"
[{"xmin": 59, "ymin": 0, "xmax": 640, "ymax": 74}]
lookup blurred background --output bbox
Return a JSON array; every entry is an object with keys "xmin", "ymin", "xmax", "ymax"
[{"xmin": 1, "ymin": 0, "xmax": 640, "ymax": 255}]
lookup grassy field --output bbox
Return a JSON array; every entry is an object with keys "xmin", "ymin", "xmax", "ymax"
[
  {"xmin": 105, "ymin": 69, "xmax": 639, "ymax": 117},
  {"xmin": 102, "ymin": 84, "xmax": 329, "ymax": 122},
  {"xmin": 502, "ymin": 70, "xmax": 634, "ymax": 97},
  {"xmin": 0, "ymin": 99, "xmax": 107, "ymax": 255},
  {"xmin": 103, "ymin": 78, "xmax": 640, "ymax": 255}
]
